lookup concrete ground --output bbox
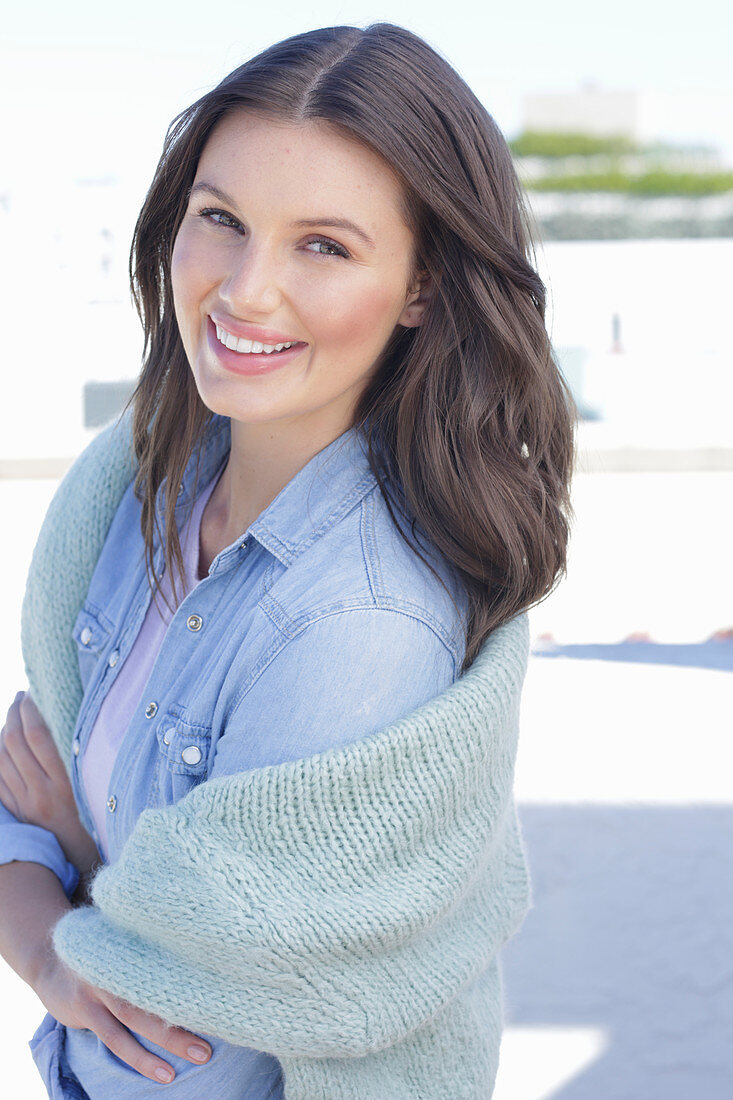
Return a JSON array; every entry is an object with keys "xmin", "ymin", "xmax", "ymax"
[{"xmin": 0, "ymin": 460, "xmax": 730, "ymax": 1098}]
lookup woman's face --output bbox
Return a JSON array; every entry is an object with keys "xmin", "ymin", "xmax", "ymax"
[{"xmin": 171, "ymin": 109, "xmax": 428, "ymax": 437}]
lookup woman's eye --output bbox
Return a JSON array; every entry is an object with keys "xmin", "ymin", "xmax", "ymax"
[
  {"xmin": 304, "ymin": 237, "xmax": 350, "ymax": 259},
  {"xmin": 193, "ymin": 211, "xmax": 348, "ymax": 258},
  {"xmin": 196, "ymin": 208, "xmax": 242, "ymax": 231}
]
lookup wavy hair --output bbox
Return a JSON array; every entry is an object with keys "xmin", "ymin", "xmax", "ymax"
[{"xmin": 124, "ymin": 21, "xmax": 578, "ymax": 672}]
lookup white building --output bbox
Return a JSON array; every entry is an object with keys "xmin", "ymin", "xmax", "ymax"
[
  {"xmin": 522, "ymin": 83, "xmax": 640, "ymax": 140},
  {"xmin": 520, "ymin": 83, "xmax": 732, "ymax": 164}
]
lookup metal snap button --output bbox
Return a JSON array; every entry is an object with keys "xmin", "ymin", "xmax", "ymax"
[
  {"xmin": 186, "ymin": 614, "xmax": 203, "ymax": 632},
  {"xmin": 145, "ymin": 701, "xmax": 158, "ymax": 719},
  {"xmin": 107, "ymin": 795, "xmax": 117, "ymax": 813},
  {"xmin": 162, "ymin": 729, "xmax": 172, "ymax": 746},
  {"xmin": 80, "ymin": 627, "xmax": 92, "ymax": 646},
  {"xmin": 72, "ymin": 738, "xmax": 81, "ymax": 756},
  {"xmin": 108, "ymin": 650, "xmax": 119, "ymax": 668},
  {"xmin": 239, "ymin": 539, "xmax": 248, "ymax": 550},
  {"xmin": 181, "ymin": 745, "xmax": 202, "ymax": 766}
]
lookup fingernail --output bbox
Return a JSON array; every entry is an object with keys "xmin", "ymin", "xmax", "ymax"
[
  {"xmin": 188, "ymin": 1044, "xmax": 210, "ymax": 1062},
  {"xmin": 154, "ymin": 1066, "xmax": 174, "ymax": 1083}
]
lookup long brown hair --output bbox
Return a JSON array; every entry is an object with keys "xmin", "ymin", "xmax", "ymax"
[{"xmin": 124, "ymin": 22, "xmax": 577, "ymax": 672}]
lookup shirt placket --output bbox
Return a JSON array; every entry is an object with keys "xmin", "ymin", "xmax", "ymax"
[
  {"xmin": 105, "ymin": 602, "xmax": 202, "ymax": 852},
  {"xmin": 99, "ymin": 538, "xmax": 249, "ymax": 857},
  {"xmin": 67, "ymin": 545, "xmax": 166, "ymax": 849}
]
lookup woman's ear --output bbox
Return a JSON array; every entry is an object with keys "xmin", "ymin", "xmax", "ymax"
[{"xmin": 398, "ymin": 272, "xmax": 434, "ymax": 329}]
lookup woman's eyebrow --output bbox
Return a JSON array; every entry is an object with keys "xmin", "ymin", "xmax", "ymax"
[
  {"xmin": 188, "ymin": 181, "xmax": 376, "ymax": 250},
  {"xmin": 189, "ymin": 181, "xmax": 236, "ymax": 205}
]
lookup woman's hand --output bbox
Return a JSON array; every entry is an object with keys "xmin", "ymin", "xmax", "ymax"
[
  {"xmin": 36, "ymin": 951, "xmax": 212, "ymax": 1083},
  {"xmin": 0, "ymin": 691, "xmax": 100, "ymax": 873}
]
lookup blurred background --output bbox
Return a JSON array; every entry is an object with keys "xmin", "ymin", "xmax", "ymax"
[{"xmin": 1, "ymin": 2, "xmax": 731, "ymax": 1097}]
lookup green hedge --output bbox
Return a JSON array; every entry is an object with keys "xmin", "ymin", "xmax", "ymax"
[
  {"xmin": 509, "ymin": 130, "xmax": 638, "ymax": 157},
  {"xmin": 528, "ymin": 170, "xmax": 733, "ymax": 196}
]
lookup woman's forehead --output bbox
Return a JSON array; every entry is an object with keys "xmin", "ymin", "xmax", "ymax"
[{"xmin": 197, "ymin": 110, "xmax": 407, "ymax": 213}]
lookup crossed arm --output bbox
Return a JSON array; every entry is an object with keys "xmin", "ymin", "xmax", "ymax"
[
  {"xmin": 0, "ymin": 691, "xmax": 100, "ymax": 891},
  {"xmin": 0, "ymin": 691, "xmax": 213, "ymax": 1085}
]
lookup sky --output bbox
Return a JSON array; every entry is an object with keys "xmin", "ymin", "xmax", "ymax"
[{"xmin": 1, "ymin": 0, "xmax": 732, "ymax": 197}]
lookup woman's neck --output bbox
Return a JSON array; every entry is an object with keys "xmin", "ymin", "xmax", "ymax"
[{"xmin": 198, "ymin": 413, "xmax": 354, "ymax": 573}]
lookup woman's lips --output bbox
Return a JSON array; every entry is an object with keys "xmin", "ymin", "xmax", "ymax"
[{"xmin": 206, "ymin": 316, "xmax": 307, "ymax": 376}]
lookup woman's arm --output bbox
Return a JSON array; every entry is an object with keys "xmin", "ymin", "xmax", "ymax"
[
  {"xmin": 0, "ymin": 858, "xmax": 71, "ymax": 990},
  {"xmin": 0, "ymin": 689, "xmax": 201, "ymax": 1056},
  {"xmin": 0, "ymin": 858, "xmax": 213, "ymax": 1084},
  {"xmin": 0, "ymin": 691, "xmax": 101, "ymax": 875},
  {"xmin": 0, "ymin": 692, "xmax": 215, "ymax": 1080},
  {"xmin": 0, "ymin": 693, "xmax": 84, "ymax": 901}
]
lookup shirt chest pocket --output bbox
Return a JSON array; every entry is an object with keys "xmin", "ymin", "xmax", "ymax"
[
  {"xmin": 72, "ymin": 602, "xmax": 115, "ymax": 694},
  {"xmin": 154, "ymin": 709, "xmax": 212, "ymax": 801}
]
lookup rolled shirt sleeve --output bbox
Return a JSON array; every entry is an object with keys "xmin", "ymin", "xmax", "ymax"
[{"xmin": 0, "ymin": 798, "xmax": 80, "ymax": 900}]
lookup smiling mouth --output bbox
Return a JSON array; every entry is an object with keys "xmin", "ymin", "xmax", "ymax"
[{"xmin": 214, "ymin": 322, "xmax": 304, "ymax": 356}]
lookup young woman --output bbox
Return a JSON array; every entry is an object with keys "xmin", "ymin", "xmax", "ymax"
[{"xmin": 0, "ymin": 22, "xmax": 576, "ymax": 1100}]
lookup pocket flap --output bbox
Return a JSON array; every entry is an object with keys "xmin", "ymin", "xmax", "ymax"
[
  {"xmin": 72, "ymin": 602, "xmax": 114, "ymax": 655},
  {"xmin": 155, "ymin": 709, "xmax": 212, "ymax": 776}
]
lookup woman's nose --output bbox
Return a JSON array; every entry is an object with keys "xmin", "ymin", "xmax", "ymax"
[{"xmin": 218, "ymin": 240, "xmax": 283, "ymax": 315}]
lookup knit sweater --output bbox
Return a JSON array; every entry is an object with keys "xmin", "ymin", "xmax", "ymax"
[{"xmin": 20, "ymin": 414, "xmax": 533, "ymax": 1099}]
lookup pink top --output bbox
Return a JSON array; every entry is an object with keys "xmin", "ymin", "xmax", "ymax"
[{"xmin": 81, "ymin": 463, "xmax": 226, "ymax": 860}]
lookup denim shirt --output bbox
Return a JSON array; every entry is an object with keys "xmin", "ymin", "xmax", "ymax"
[{"xmin": 2, "ymin": 413, "xmax": 468, "ymax": 1099}]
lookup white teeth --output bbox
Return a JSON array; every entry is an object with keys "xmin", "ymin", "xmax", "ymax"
[{"xmin": 214, "ymin": 322, "xmax": 297, "ymax": 355}]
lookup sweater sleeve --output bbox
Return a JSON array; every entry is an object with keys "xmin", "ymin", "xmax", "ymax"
[
  {"xmin": 0, "ymin": 799, "xmax": 80, "ymax": 899},
  {"xmin": 51, "ymin": 614, "xmax": 531, "ymax": 1092},
  {"xmin": 11, "ymin": 415, "xmax": 135, "ymax": 900}
]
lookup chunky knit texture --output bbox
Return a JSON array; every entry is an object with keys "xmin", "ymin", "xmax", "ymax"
[
  {"xmin": 21, "ymin": 412, "xmax": 533, "ymax": 1099},
  {"xmin": 21, "ymin": 415, "xmax": 137, "ymax": 771}
]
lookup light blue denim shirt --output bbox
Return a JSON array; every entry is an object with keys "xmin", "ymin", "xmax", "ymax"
[{"xmin": 2, "ymin": 413, "xmax": 468, "ymax": 1099}]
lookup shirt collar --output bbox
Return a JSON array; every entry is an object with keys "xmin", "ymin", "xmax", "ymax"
[{"xmin": 160, "ymin": 413, "xmax": 384, "ymax": 568}]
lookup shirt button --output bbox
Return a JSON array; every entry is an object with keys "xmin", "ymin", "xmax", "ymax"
[
  {"xmin": 186, "ymin": 614, "xmax": 203, "ymax": 632},
  {"xmin": 162, "ymin": 729, "xmax": 172, "ymax": 745},
  {"xmin": 145, "ymin": 701, "xmax": 158, "ymax": 719},
  {"xmin": 181, "ymin": 745, "xmax": 202, "ymax": 766},
  {"xmin": 72, "ymin": 738, "xmax": 81, "ymax": 756},
  {"xmin": 239, "ymin": 539, "xmax": 248, "ymax": 550},
  {"xmin": 107, "ymin": 795, "xmax": 117, "ymax": 813},
  {"xmin": 108, "ymin": 650, "xmax": 119, "ymax": 667},
  {"xmin": 80, "ymin": 627, "xmax": 92, "ymax": 646}
]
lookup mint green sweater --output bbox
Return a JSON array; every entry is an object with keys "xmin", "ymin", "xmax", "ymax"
[{"xmin": 21, "ymin": 417, "xmax": 533, "ymax": 1099}]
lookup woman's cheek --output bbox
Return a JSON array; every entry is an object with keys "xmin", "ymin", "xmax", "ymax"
[
  {"xmin": 318, "ymin": 283, "xmax": 402, "ymax": 352},
  {"xmin": 170, "ymin": 234, "xmax": 193, "ymax": 312},
  {"xmin": 172, "ymin": 229, "xmax": 199, "ymax": 284},
  {"xmin": 171, "ymin": 236, "xmax": 212, "ymax": 344}
]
